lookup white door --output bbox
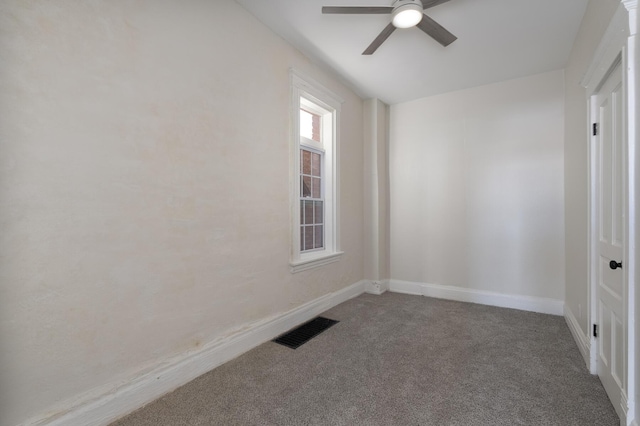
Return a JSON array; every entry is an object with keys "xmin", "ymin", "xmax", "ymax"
[{"xmin": 594, "ymin": 62, "xmax": 626, "ymax": 418}]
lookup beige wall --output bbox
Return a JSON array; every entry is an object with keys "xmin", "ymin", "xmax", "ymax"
[
  {"xmin": 0, "ymin": 1, "xmax": 364, "ymax": 425},
  {"xmin": 563, "ymin": 0, "xmax": 620, "ymax": 336},
  {"xmin": 390, "ymin": 70, "xmax": 566, "ymax": 300}
]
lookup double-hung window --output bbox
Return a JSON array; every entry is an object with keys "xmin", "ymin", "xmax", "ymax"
[
  {"xmin": 290, "ymin": 70, "xmax": 343, "ymax": 272},
  {"xmin": 299, "ymin": 104, "xmax": 325, "ymax": 252}
]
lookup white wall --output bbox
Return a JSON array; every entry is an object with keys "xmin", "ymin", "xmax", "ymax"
[
  {"xmin": 0, "ymin": 1, "xmax": 364, "ymax": 425},
  {"xmin": 390, "ymin": 70, "xmax": 565, "ymax": 300},
  {"xmin": 563, "ymin": 0, "xmax": 620, "ymax": 336}
]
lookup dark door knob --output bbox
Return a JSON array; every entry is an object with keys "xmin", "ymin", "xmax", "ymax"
[{"xmin": 609, "ymin": 260, "xmax": 622, "ymax": 270}]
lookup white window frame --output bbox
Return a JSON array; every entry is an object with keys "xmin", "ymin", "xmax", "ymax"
[{"xmin": 289, "ymin": 69, "xmax": 343, "ymax": 273}]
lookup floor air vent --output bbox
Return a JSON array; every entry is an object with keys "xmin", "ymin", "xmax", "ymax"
[{"xmin": 273, "ymin": 316, "xmax": 339, "ymax": 349}]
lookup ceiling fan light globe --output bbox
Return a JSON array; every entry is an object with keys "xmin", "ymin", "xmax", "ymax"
[{"xmin": 392, "ymin": 5, "xmax": 423, "ymax": 28}]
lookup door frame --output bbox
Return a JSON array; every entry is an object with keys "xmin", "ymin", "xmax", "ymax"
[{"xmin": 583, "ymin": 2, "xmax": 637, "ymax": 424}]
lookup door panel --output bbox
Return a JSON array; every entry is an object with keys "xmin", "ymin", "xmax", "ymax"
[
  {"xmin": 614, "ymin": 315, "xmax": 623, "ymax": 385},
  {"xmin": 595, "ymin": 62, "xmax": 625, "ymax": 418},
  {"xmin": 612, "ymin": 87, "xmax": 623, "ymax": 248}
]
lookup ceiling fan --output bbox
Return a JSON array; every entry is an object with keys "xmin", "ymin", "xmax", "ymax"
[{"xmin": 322, "ymin": 0, "xmax": 457, "ymax": 55}]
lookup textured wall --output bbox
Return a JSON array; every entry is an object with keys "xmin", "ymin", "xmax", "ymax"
[
  {"xmin": 390, "ymin": 70, "xmax": 565, "ymax": 300},
  {"xmin": 563, "ymin": 0, "xmax": 620, "ymax": 335},
  {"xmin": 0, "ymin": 1, "xmax": 364, "ymax": 425}
]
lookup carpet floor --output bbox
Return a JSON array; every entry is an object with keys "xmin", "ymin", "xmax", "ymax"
[{"xmin": 111, "ymin": 292, "xmax": 619, "ymax": 425}]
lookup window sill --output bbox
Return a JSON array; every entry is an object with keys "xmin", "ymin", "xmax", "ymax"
[{"xmin": 290, "ymin": 251, "xmax": 344, "ymax": 273}]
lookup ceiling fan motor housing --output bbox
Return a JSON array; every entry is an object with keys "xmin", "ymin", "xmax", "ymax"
[
  {"xmin": 393, "ymin": 0, "xmax": 423, "ymax": 7},
  {"xmin": 392, "ymin": 0, "xmax": 424, "ymax": 28}
]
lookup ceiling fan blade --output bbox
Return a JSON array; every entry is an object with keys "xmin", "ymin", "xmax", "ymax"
[
  {"xmin": 416, "ymin": 14, "xmax": 457, "ymax": 47},
  {"xmin": 363, "ymin": 23, "xmax": 396, "ymax": 55},
  {"xmin": 421, "ymin": 0, "xmax": 451, "ymax": 9},
  {"xmin": 322, "ymin": 6, "xmax": 393, "ymax": 14}
]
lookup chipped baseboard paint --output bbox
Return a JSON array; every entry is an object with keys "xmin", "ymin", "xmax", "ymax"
[
  {"xmin": 621, "ymin": 391, "xmax": 629, "ymax": 426},
  {"xmin": 24, "ymin": 280, "xmax": 367, "ymax": 426},
  {"xmin": 364, "ymin": 279, "xmax": 389, "ymax": 295}
]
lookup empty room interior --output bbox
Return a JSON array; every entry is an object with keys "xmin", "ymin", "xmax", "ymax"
[{"xmin": 1, "ymin": 0, "xmax": 639, "ymax": 425}]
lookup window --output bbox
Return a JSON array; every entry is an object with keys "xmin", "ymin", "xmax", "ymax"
[
  {"xmin": 299, "ymin": 102, "xmax": 325, "ymax": 253},
  {"xmin": 290, "ymin": 70, "xmax": 343, "ymax": 273},
  {"xmin": 300, "ymin": 148, "xmax": 323, "ymax": 252}
]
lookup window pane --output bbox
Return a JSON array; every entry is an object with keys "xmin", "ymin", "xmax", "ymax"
[
  {"xmin": 304, "ymin": 226, "xmax": 314, "ymax": 251},
  {"xmin": 314, "ymin": 225, "xmax": 324, "ymax": 249},
  {"xmin": 302, "ymin": 176, "xmax": 311, "ymax": 198},
  {"xmin": 311, "ymin": 152, "xmax": 321, "ymax": 177},
  {"xmin": 300, "ymin": 226, "xmax": 305, "ymax": 251},
  {"xmin": 304, "ymin": 201, "xmax": 314, "ymax": 225},
  {"xmin": 314, "ymin": 201, "xmax": 323, "ymax": 224},
  {"xmin": 301, "ymin": 150, "xmax": 311, "ymax": 175},
  {"xmin": 300, "ymin": 108, "xmax": 321, "ymax": 142},
  {"xmin": 312, "ymin": 177, "xmax": 321, "ymax": 198},
  {"xmin": 312, "ymin": 114, "xmax": 321, "ymax": 142}
]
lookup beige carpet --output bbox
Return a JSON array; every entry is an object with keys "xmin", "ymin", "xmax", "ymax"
[{"xmin": 112, "ymin": 292, "xmax": 618, "ymax": 425}]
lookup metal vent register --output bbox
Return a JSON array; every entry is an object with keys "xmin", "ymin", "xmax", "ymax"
[{"xmin": 273, "ymin": 317, "xmax": 339, "ymax": 349}]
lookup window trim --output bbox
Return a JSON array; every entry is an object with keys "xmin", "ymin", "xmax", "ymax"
[{"xmin": 289, "ymin": 69, "xmax": 344, "ymax": 273}]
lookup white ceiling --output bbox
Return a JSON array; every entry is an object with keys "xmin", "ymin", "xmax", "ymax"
[{"xmin": 235, "ymin": 0, "xmax": 589, "ymax": 105}]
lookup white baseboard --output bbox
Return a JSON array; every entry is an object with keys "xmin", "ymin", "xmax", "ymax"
[
  {"xmin": 25, "ymin": 280, "xmax": 367, "ymax": 426},
  {"xmin": 388, "ymin": 280, "xmax": 564, "ymax": 316},
  {"xmin": 364, "ymin": 279, "xmax": 389, "ymax": 295},
  {"xmin": 564, "ymin": 305, "xmax": 591, "ymax": 369},
  {"xmin": 621, "ymin": 391, "xmax": 629, "ymax": 426}
]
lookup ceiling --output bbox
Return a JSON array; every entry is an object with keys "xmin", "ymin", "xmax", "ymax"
[{"xmin": 234, "ymin": 0, "xmax": 589, "ymax": 105}]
